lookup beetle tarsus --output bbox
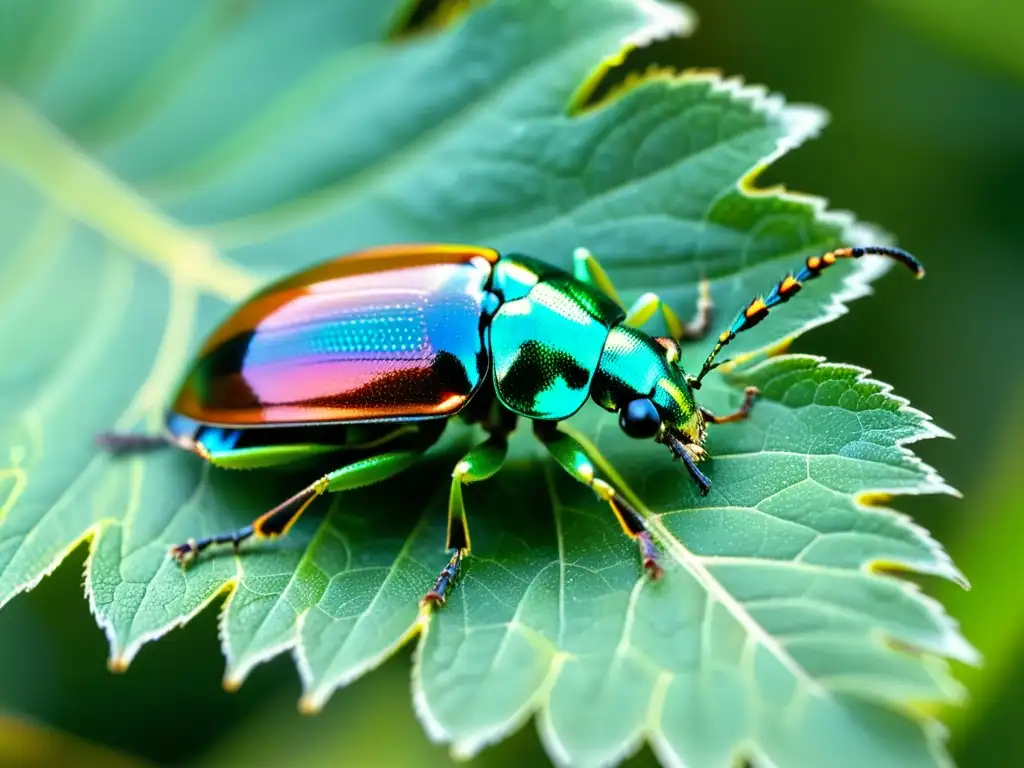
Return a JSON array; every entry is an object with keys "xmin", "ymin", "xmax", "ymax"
[
  {"xmin": 681, "ymin": 277, "xmax": 714, "ymax": 340},
  {"xmin": 700, "ymin": 386, "xmax": 759, "ymax": 425},
  {"xmin": 170, "ymin": 524, "xmax": 255, "ymax": 566},
  {"xmin": 421, "ymin": 591, "xmax": 446, "ymax": 607},
  {"xmin": 170, "ymin": 539, "xmax": 199, "ymax": 567},
  {"xmin": 422, "ymin": 550, "xmax": 463, "ymax": 608},
  {"xmin": 637, "ymin": 531, "xmax": 664, "ymax": 580}
]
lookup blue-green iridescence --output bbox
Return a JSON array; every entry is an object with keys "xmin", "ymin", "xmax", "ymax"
[
  {"xmin": 489, "ymin": 256, "xmax": 624, "ymax": 419},
  {"xmin": 591, "ymin": 326, "xmax": 699, "ymax": 435}
]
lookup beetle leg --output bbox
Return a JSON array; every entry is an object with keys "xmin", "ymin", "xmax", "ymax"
[
  {"xmin": 622, "ymin": 279, "xmax": 713, "ymax": 342},
  {"xmin": 424, "ymin": 551, "xmax": 463, "ymax": 608},
  {"xmin": 575, "ymin": 245, "xmax": 713, "ymax": 341},
  {"xmin": 573, "ymin": 247, "xmax": 625, "ymax": 307},
  {"xmin": 422, "ymin": 434, "xmax": 509, "ymax": 607},
  {"xmin": 699, "ymin": 386, "xmax": 759, "ymax": 425},
  {"xmin": 533, "ymin": 421, "xmax": 663, "ymax": 580},
  {"xmin": 682, "ymin": 278, "xmax": 713, "ymax": 339},
  {"xmin": 170, "ymin": 450, "xmax": 425, "ymax": 565},
  {"xmin": 95, "ymin": 433, "xmax": 170, "ymax": 454}
]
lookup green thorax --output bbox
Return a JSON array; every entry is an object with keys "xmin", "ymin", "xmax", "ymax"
[{"xmin": 488, "ymin": 255, "xmax": 624, "ymax": 419}]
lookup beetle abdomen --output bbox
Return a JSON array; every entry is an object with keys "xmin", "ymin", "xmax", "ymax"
[{"xmin": 172, "ymin": 245, "xmax": 499, "ymax": 426}]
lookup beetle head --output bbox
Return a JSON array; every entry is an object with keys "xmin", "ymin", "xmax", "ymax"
[
  {"xmin": 644, "ymin": 337, "xmax": 712, "ymax": 495},
  {"xmin": 594, "ymin": 328, "xmax": 711, "ymax": 494}
]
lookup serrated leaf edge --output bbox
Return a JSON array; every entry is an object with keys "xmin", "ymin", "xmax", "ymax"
[{"xmin": 0, "ymin": 6, "xmax": 971, "ymax": 766}]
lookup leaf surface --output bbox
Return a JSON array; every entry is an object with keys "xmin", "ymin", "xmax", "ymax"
[{"xmin": 0, "ymin": 1, "xmax": 972, "ymax": 766}]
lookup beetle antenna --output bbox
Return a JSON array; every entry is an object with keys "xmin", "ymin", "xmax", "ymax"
[{"xmin": 692, "ymin": 245, "xmax": 923, "ymax": 386}]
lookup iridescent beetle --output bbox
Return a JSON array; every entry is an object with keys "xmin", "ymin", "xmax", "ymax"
[{"xmin": 100, "ymin": 244, "xmax": 922, "ymax": 605}]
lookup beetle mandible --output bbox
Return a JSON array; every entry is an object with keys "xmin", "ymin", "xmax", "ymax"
[{"xmin": 99, "ymin": 243, "xmax": 923, "ymax": 605}]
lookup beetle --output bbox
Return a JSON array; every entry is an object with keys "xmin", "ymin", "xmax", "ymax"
[{"xmin": 99, "ymin": 243, "xmax": 922, "ymax": 605}]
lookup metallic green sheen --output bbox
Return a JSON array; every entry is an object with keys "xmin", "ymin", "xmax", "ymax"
[
  {"xmin": 489, "ymin": 256, "xmax": 624, "ymax": 420},
  {"xmin": 591, "ymin": 326, "xmax": 699, "ymax": 430}
]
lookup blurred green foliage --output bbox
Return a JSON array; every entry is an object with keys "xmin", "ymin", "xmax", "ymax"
[
  {"xmin": 0, "ymin": 715, "xmax": 144, "ymax": 768},
  {"xmin": 0, "ymin": 0, "xmax": 1021, "ymax": 765},
  {"xmin": 870, "ymin": 0, "xmax": 1024, "ymax": 81}
]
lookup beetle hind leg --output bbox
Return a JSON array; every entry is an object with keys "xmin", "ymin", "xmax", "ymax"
[
  {"xmin": 96, "ymin": 432, "xmax": 171, "ymax": 454},
  {"xmin": 423, "ymin": 550, "xmax": 464, "ymax": 608},
  {"xmin": 170, "ymin": 480, "xmax": 326, "ymax": 564},
  {"xmin": 171, "ymin": 525, "xmax": 256, "ymax": 565},
  {"xmin": 422, "ymin": 433, "xmax": 509, "ymax": 607},
  {"xmin": 534, "ymin": 421, "xmax": 663, "ymax": 580},
  {"xmin": 171, "ymin": 451, "xmax": 425, "ymax": 566}
]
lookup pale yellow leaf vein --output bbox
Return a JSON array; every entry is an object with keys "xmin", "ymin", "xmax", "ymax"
[
  {"xmin": 562, "ymin": 424, "xmax": 827, "ymax": 700},
  {"xmin": 0, "ymin": 87, "xmax": 258, "ymax": 303}
]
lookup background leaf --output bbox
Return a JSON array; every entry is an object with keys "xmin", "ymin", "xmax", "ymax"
[
  {"xmin": 933, "ymin": 395, "xmax": 1024, "ymax": 750},
  {"xmin": 867, "ymin": 0, "xmax": 1024, "ymax": 80},
  {"xmin": 0, "ymin": 1, "xmax": 971, "ymax": 766},
  {"xmin": 0, "ymin": 715, "xmax": 143, "ymax": 767}
]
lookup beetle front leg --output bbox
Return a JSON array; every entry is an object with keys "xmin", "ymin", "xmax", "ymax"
[
  {"xmin": 171, "ymin": 450, "xmax": 425, "ymax": 565},
  {"xmin": 573, "ymin": 247, "xmax": 712, "ymax": 341},
  {"xmin": 699, "ymin": 386, "xmax": 759, "ymax": 425},
  {"xmin": 573, "ymin": 247, "xmax": 626, "ymax": 307},
  {"xmin": 422, "ymin": 434, "xmax": 509, "ymax": 607},
  {"xmin": 533, "ymin": 421, "xmax": 663, "ymax": 580},
  {"xmin": 623, "ymin": 280, "xmax": 713, "ymax": 341}
]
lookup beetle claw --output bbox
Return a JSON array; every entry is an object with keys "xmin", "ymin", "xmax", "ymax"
[
  {"xmin": 170, "ymin": 540, "xmax": 198, "ymax": 567},
  {"xmin": 643, "ymin": 557, "xmax": 665, "ymax": 581},
  {"xmin": 421, "ymin": 591, "xmax": 446, "ymax": 608},
  {"xmin": 421, "ymin": 550, "xmax": 463, "ymax": 608},
  {"xmin": 637, "ymin": 531, "xmax": 664, "ymax": 580}
]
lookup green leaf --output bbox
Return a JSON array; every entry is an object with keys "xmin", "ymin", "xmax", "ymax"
[{"xmin": 0, "ymin": 1, "xmax": 972, "ymax": 766}]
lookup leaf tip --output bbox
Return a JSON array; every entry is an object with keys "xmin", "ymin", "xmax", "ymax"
[
  {"xmin": 567, "ymin": 0, "xmax": 694, "ymax": 113},
  {"xmin": 733, "ymin": 96, "xmax": 827, "ymax": 195},
  {"xmin": 946, "ymin": 631, "xmax": 983, "ymax": 668},
  {"xmin": 938, "ymin": 564, "xmax": 971, "ymax": 592},
  {"xmin": 622, "ymin": 0, "xmax": 696, "ymax": 48},
  {"xmin": 780, "ymin": 102, "xmax": 830, "ymax": 146},
  {"xmin": 297, "ymin": 694, "xmax": 322, "ymax": 716},
  {"xmin": 221, "ymin": 674, "xmax": 243, "ymax": 693}
]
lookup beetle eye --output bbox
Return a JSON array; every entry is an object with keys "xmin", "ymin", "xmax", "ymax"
[{"xmin": 619, "ymin": 398, "xmax": 662, "ymax": 439}]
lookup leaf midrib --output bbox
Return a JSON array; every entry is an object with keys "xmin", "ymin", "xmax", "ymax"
[
  {"xmin": 560, "ymin": 423, "xmax": 828, "ymax": 700},
  {"xmin": 0, "ymin": 87, "xmax": 257, "ymax": 303}
]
